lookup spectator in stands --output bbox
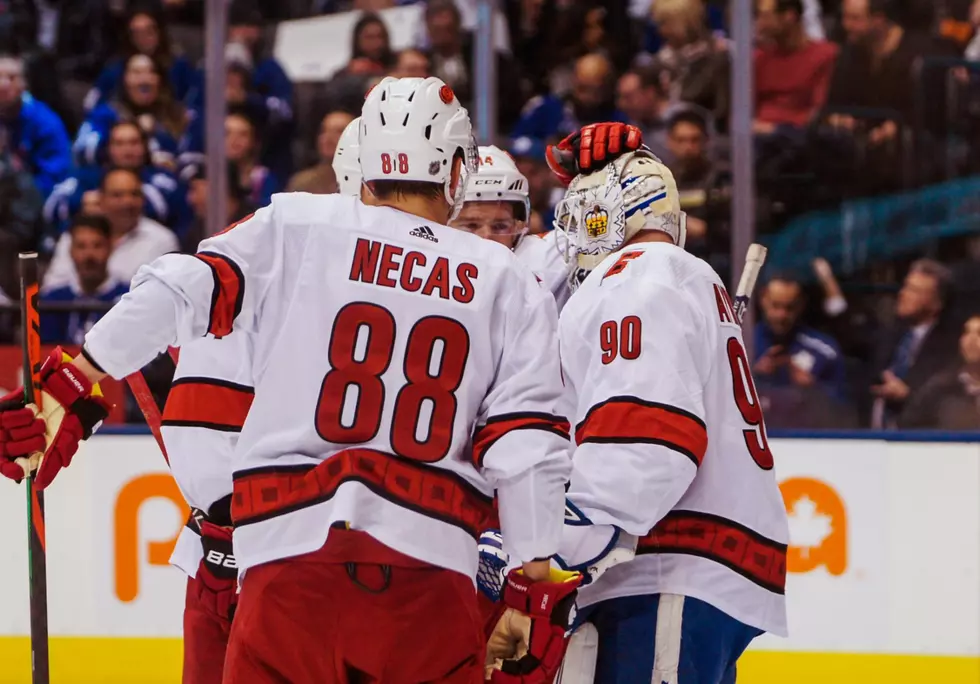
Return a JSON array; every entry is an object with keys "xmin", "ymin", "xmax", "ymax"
[
  {"xmin": 85, "ymin": 4, "xmax": 198, "ymax": 113},
  {"xmin": 0, "ymin": 137, "xmax": 43, "ymax": 300},
  {"xmin": 390, "ymin": 48, "xmax": 432, "ymax": 79},
  {"xmin": 182, "ymin": 161, "xmax": 254, "ymax": 253},
  {"xmin": 226, "ymin": 111, "xmax": 279, "ymax": 208},
  {"xmin": 616, "ymin": 65, "xmax": 674, "ymax": 161},
  {"xmin": 222, "ymin": 0, "xmax": 295, "ymax": 180},
  {"xmin": 666, "ymin": 108, "xmax": 731, "ymax": 277},
  {"xmin": 642, "ymin": 0, "xmax": 731, "ymax": 128},
  {"xmin": 0, "ymin": 52, "xmax": 71, "ymax": 197},
  {"xmin": 754, "ymin": 0, "xmax": 838, "ymax": 132},
  {"xmin": 0, "ymin": 0, "xmax": 110, "ymax": 83},
  {"xmin": 826, "ymin": 0, "xmax": 946, "ymax": 146},
  {"xmin": 901, "ymin": 313, "xmax": 980, "ymax": 430},
  {"xmin": 543, "ymin": 2, "xmax": 634, "ymax": 96},
  {"xmin": 423, "ymin": 0, "xmax": 526, "ymax": 130},
  {"xmin": 46, "ymin": 120, "xmax": 183, "ymax": 235},
  {"xmin": 514, "ymin": 52, "xmax": 627, "ymax": 143},
  {"xmin": 509, "ymin": 136, "xmax": 562, "ymax": 233},
  {"xmin": 75, "ymin": 54, "xmax": 188, "ymax": 172},
  {"xmin": 39, "ymin": 214, "xmax": 128, "ymax": 345},
  {"xmin": 324, "ymin": 12, "xmax": 394, "ymax": 114},
  {"xmin": 44, "ymin": 167, "xmax": 178, "ymax": 291},
  {"xmin": 871, "ymin": 259, "xmax": 960, "ymax": 429},
  {"xmin": 287, "ymin": 110, "xmax": 354, "ymax": 194},
  {"xmin": 755, "ymin": 275, "xmax": 847, "ymax": 399}
]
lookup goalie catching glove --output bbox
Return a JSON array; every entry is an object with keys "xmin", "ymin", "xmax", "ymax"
[
  {"xmin": 485, "ymin": 567, "xmax": 582, "ymax": 683},
  {"xmin": 0, "ymin": 348, "xmax": 110, "ymax": 489},
  {"xmin": 546, "ymin": 122, "xmax": 644, "ymax": 186}
]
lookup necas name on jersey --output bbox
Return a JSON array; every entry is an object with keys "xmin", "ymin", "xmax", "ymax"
[{"xmin": 349, "ymin": 237, "xmax": 478, "ymax": 304}]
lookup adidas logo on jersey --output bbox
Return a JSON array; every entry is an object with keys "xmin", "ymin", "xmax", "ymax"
[{"xmin": 410, "ymin": 225, "xmax": 438, "ymax": 242}]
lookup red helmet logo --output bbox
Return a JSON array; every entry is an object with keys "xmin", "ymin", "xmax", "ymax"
[{"xmin": 439, "ymin": 84, "xmax": 455, "ymax": 105}]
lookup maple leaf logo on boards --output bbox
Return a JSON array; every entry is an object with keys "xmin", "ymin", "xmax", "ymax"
[
  {"xmin": 779, "ymin": 477, "xmax": 848, "ymax": 576},
  {"xmin": 787, "ymin": 495, "xmax": 833, "ymax": 559}
]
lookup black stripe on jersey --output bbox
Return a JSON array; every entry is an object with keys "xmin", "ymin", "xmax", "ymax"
[
  {"xmin": 160, "ymin": 419, "xmax": 243, "ymax": 432},
  {"xmin": 170, "ymin": 376, "xmax": 255, "ymax": 393}
]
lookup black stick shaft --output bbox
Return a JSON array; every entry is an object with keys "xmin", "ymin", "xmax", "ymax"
[{"xmin": 19, "ymin": 252, "xmax": 49, "ymax": 684}]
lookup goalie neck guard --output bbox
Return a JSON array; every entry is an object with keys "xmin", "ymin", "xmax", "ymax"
[
  {"xmin": 333, "ymin": 117, "xmax": 361, "ymax": 197},
  {"xmin": 553, "ymin": 149, "xmax": 687, "ymax": 281},
  {"xmin": 359, "ymin": 77, "xmax": 478, "ymax": 221}
]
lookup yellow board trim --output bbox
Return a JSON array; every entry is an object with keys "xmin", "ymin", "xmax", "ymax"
[{"xmin": 0, "ymin": 638, "xmax": 977, "ymax": 684}]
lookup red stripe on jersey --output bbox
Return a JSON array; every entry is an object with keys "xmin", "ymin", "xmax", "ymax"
[
  {"xmin": 195, "ymin": 252, "xmax": 245, "ymax": 338},
  {"xmin": 231, "ymin": 448, "xmax": 494, "ymax": 539},
  {"xmin": 471, "ymin": 412, "xmax": 571, "ymax": 468},
  {"xmin": 638, "ymin": 510, "xmax": 787, "ymax": 594},
  {"xmin": 162, "ymin": 377, "xmax": 254, "ymax": 431},
  {"xmin": 575, "ymin": 396, "xmax": 707, "ymax": 467}
]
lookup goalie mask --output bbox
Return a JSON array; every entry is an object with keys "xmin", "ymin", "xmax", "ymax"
[
  {"xmin": 554, "ymin": 149, "xmax": 686, "ymax": 284},
  {"xmin": 452, "ymin": 145, "xmax": 531, "ymax": 249}
]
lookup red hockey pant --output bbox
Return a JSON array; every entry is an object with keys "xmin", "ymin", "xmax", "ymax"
[
  {"xmin": 183, "ymin": 574, "xmax": 233, "ymax": 684},
  {"xmin": 223, "ymin": 528, "xmax": 484, "ymax": 684}
]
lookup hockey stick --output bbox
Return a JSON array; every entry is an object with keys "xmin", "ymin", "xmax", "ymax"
[
  {"xmin": 732, "ymin": 243, "xmax": 768, "ymax": 326},
  {"xmin": 123, "ymin": 348, "xmax": 179, "ymax": 464},
  {"xmin": 18, "ymin": 252, "xmax": 50, "ymax": 684}
]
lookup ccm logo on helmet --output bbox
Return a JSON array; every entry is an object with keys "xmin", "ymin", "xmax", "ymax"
[{"xmin": 473, "ymin": 179, "xmax": 503, "ymax": 186}]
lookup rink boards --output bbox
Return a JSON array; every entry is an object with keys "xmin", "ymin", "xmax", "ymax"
[{"xmin": 0, "ymin": 434, "xmax": 978, "ymax": 684}]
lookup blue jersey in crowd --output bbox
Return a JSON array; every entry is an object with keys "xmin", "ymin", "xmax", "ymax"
[
  {"xmin": 85, "ymin": 56, "xmax": 201, "ymax": 112},
  {"xmin": 44, "ymin": 165, "xmax": 185, "ymax": 233},
  {"xmin": 73, "ymin": 103, "xmax": 184, "ymax": 171},
  {"xmin": 754, "ymin": 322, "xmax": 847, "ymax": 402},
  {"xmin": 512, "ymin": 94, "xmax": 628, "ymax": 142},
  {"xmin": 187, "ymin": 57, "xmax": 295, "ymax": 179},
  {"xmin": 0, "ymin": 94, "xmax": 72, "ymax": 198},
  {"xmin": 40, "ymin": 278, "xmax": 130, "ymax": 345}
]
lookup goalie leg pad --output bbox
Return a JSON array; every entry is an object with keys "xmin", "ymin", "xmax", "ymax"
[{"xmin": 570, "ymin": 594, "xmax": 763, "ymax": 683}]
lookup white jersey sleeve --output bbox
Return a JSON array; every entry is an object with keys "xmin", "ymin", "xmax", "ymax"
[
  {"xmin": 560, "ymin": 266, "xmax": 709, "ymax": 536},
  {"xmin": 514, "ymin": 232, "xmax": 571, "ymax": 311},
  {"xmin": 83, "ymin": 204, "xmax": 304, "ymax": 379},
  {"xmin": 475, "ymin": 261, "xmax": 572, "ymax": 563}
]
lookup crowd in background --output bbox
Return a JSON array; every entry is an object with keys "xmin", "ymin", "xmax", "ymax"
[{"xmin": 0, "ymin": 0, "xmax": 978, "ymax": 430}]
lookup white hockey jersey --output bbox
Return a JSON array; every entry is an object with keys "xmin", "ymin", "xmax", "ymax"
[
  {"xmin": 514, "ymin": 231, "xmax": 571, "ymax": 311},
  {"xmin": 559, "ymin": 242, "xmax": 789, "ymax": 636},
  {"xmin": 164, "ymin": 333, "xmax": 253, "ymax": 577},
  {"xmin": 84, "ymin": 193, "xmax": 572, "ymax": 581}
]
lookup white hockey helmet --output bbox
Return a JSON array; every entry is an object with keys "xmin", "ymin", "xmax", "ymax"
[
  {"xmin": 554, "ymin": 149, "xmax": 686, "ymax": 284},
  {"xmin": 359, "ymin": 76, "xmax": 477, "ymax": 220},
  {"xmin": 333, "ymin": 116, "xmax": 361, "ymax": 197},
  {"xmin": 454, "ymin": 145, "xmax": 532, "ymax": 244}
]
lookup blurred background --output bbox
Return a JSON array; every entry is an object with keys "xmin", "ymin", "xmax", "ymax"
[{"xmin": 0, "ymin": 0, "xmax": 978, "ymax": 434}]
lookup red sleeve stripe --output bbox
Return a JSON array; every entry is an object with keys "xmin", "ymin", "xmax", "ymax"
[
  {"xmin": 471, "ymin": 412, "xmax": 571, "ymax": 468},
  {"xmin": 575, "ymin": 396, "xmax": 707, "ymax": 467},
  {"xmin": 195, "ymin": 251, "xmax": 245, "ymax": 338},
  {"xmin": 162, "ymin": 377, "xmax": 254, "ymax": 432}
]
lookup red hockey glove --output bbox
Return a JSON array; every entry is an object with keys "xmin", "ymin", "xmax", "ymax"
[
  {"xmin": 0, "ymin": 348, "xmax": 110, "ymax": 490},
  {"xmin": 485, "ymin": 567, "xmax": 583, "ymax": 684},
  {"xmin": 193, "ymin": 518, "xmax": 238, "ymax": 622},
  {"xmin": 546, "ymin": 123, "xmax": 643, "ymax": 186}
]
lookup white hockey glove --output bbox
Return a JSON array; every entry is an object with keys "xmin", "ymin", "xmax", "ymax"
[{"xmin": 554, "ymin": 500, "xmax": 638, "ymax": 585}]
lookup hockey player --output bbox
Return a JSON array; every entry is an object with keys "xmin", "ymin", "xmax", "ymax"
[
  {"xmin": 0, "ymin": 77, "xmax": 580, "ymax": 684},
  {"xmin": 173, "ymin": 125, "xmax": 369, "ymax": 684},
  {"xmin": 550, "ymin": 147, "xmax": 790, "ymax": 683},
  {"xmin": 332, "ymin": 116, "xmax": 362, "ymax": 196},
  {"xmin": 451, "ymin": 146, "xmax": 570, "ymax": 310}
]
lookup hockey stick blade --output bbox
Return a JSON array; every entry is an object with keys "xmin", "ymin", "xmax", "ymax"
[{"xmin": 732, "ymin": 243, "xmax": 768, "ymax": 326}]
